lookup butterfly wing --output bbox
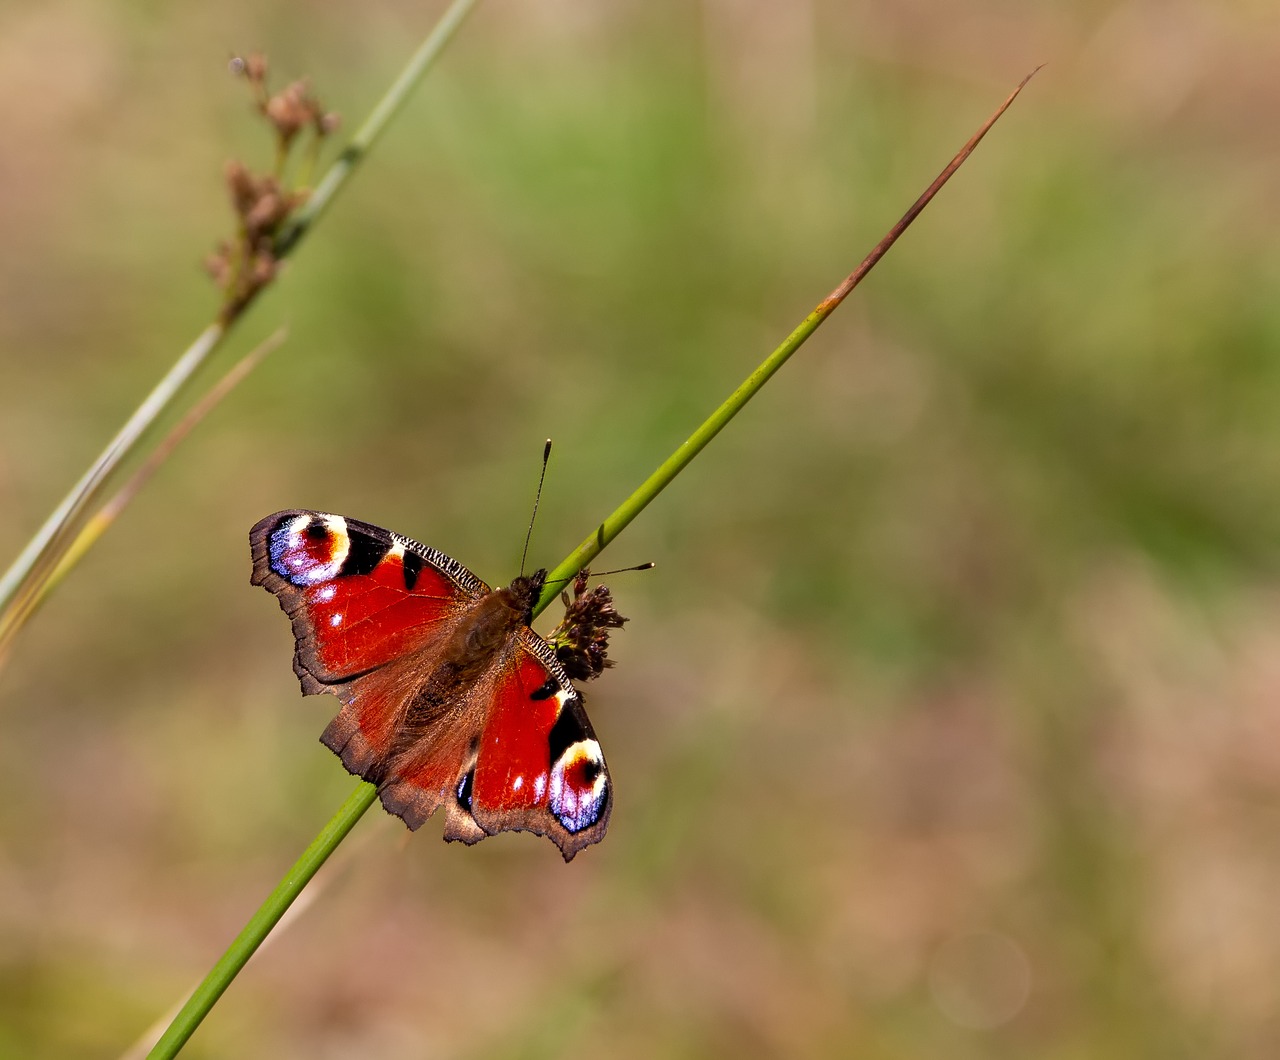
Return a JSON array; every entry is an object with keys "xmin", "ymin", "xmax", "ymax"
[
  {"xmin": 378, "ymin": 627, "xmax": 612, "ymax": 861},
  {"xmin": 250, "ymin": 509, "xmax": 487, "ymax": 772},
  {"xmin": 251, "ymin": 509, "xmax": 487, "ymax": 688}
]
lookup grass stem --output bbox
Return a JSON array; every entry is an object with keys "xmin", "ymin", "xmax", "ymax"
[
  {"xmin": 537, "ymin": 67, "xmax": 1040, "ymax": 609},
  {"xmin": 145, "ymin": 783, "xmax": 378, "ymax": 1059}
]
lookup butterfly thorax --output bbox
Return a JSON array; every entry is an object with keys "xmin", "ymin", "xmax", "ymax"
[
  {"xmin": 422, "ymin": 568, "xmax": 549, "ymax": 687},
  {"xmin": 500, "ymin": 569, "xmax": 548, "ymax": 626}
]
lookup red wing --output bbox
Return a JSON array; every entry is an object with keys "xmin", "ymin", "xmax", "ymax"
[
  {"xmin": 377, "ymin": 628, "xmax": 611, "ymax": 862},
  {"xmin": 251, "ymin": 509, "xmax": 487, "ymax": 775},
  {"xmin": 250, "ymin": 510, "xmax": 487, "ymax": 692}
]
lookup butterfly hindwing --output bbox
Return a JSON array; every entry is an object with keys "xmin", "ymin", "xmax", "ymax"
[
  {"xmin": 468, "ymin": 629, "xmax": 610, "ymax": 859},
  {"xmin": 376, "ymin": 629, "xmax": 611, "ymax": 861}
]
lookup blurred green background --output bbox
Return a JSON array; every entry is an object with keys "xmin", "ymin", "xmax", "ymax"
[{"xmin": 2, "ymin": 1, "xmax": 1279, "ymax": 1056}]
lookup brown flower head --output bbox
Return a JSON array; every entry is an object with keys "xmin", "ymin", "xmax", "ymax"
[
  {"xmin": 207, "ymin": 54, "xmax": 337, "ymax": 320},
  {"xmin": 223, "ymin": 159, "xmax": 258, "ymax": 216},
  {"xmin": 550, "ymin": 571, "xmax": 629, "ymax": 681},
  {"xmin": 265, "ymin": 79, "xmax": 326, "ymax": 149}
]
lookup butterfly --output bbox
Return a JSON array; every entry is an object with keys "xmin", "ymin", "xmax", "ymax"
[{"xmin": 250, "ymin": 510, "xmax": 612, "ymax": 861}]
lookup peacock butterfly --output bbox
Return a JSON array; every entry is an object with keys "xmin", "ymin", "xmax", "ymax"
[{"xmin": 250, "ymin": 510, "xmax": 613, "ymax": 861}]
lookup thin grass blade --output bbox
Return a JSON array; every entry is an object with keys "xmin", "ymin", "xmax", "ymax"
[
  {"xmin": 538, "ymin": 67, "xmax": 1042, "ymax": 607},
  {"xmin": 0, "ymin": 330, "xmax": 287, "ymax": 662},
  {"xmin": 123, "ymin": 813, "xmax": 384, "ymax": 1060},
  {"xmin": 0, "ymin": 322, "xmax": 224, "ymax": 624}
]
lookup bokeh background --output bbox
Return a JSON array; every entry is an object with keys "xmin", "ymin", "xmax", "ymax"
[{"xmin": 2, "ymin": 1, "xmax": 1279, "ymax": 1056}]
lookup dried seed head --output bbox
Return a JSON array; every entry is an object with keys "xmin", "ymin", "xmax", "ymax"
[
  {"xmin": 243, "ymin": 187, "xmax": 287, "ymax": 237},
  {"xmin": 551, "ymin": 572, "xmax": 629, "ymax": 681},
  {"xmin": 242, "ymin": 52, "xmax": 268, "ymax": 85},
  {"xmin": 224, "ymin": 159, "xmax": 257, "ymax": 215},
  {"xmin": 249, "ymin": 249, "xmax": 278, "ymax": 288},
  {"xmin": 208, "ymin": 53, "xmax": 337, "ymax": 318},
  {"xmin": 265, "ymin": 79, "xmax": 324, "ymax": 147},
  {"xmin": 230, "ymin": 53, "xmax": 269, "ymax": 108},
  {"xmin": 203, "ymin": 242, "xmax": 233, "ymax": 287}
]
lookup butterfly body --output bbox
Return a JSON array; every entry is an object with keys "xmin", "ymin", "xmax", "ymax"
[{"xmin": 250, "ymin": 510, "xmax": 611, "ymax": 861}]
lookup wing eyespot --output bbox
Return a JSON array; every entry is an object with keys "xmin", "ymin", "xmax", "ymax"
[
  {"xmin": 269, "ymin": 514, "xmax": 352, "ymax": 587},
  {"xmin": 548, "ymin": 738, "xmax": 608, "ymax": 834}
]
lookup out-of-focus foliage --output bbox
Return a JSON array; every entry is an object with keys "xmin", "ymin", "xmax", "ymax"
[{"xmin": 1, "ymin": 2, "xmax": 1279, "ymax": 1057}]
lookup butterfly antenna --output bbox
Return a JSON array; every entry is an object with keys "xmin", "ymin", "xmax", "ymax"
[
  {"xmin": 591, "ymin": 562, "xmax": 655, "ymax": 578},
  {"xmin": 520, "ymin": 439, "xmax": 553, "ymax": 577},
  {"xmin": 544, "ymin": 562, "xmax": 655, "ymax": 590}
]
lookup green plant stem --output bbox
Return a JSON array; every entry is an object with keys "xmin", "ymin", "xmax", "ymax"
[
  {"xmin": 0, "ymin": 0, "xmax": 480, "ymax": 639},
  {"xmin": 538, "ymin": 66, "xmax": 1039, "ymax": 611},
  {"xmin": 140, "ymin": 69, "xmax": 1036, "ymax": 1056},
  {"xmin": 147, "ymin": 783, "xmax": 378, "ymax": 1059},
  {"xmin": 0, "ymin": 321, "xmax": 224, "ymax": 629},
  {"xmin": 24, "ymin": 330, "xmax": 288, "ymax": 632},
  {"xmin": 273, "ymin": 0, "xmax": 480, "ymax": 256}
]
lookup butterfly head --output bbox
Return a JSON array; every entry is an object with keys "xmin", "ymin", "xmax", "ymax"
[{"xmin": 505, "ymin": 568, "xmax": 549, "ymax": 625}]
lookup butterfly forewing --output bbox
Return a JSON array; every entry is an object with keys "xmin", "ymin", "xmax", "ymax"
[{"xmin": 250, "ymin": 510, "xmax": 486, "ymax": 690}]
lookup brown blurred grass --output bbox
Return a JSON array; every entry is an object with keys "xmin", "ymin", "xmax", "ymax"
[{"xmin": 2, "ymin": 1, "xmax": 1280, "ymax": 1057}]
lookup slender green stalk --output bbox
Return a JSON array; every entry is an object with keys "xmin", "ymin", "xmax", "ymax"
[
  {"xmin": 274, "ymin": 0, "xmax": 480, "ymax": 256},
  {"xmin": 537, "ymin": 66, "xmax": 1040, "ymax": 611},
  {"xmin": 0, "ymin": 0, "xmax": 480, "ymax": 642},
  {"xmin": 140, "ymin": 70, "xmax": 1037, "ymax": 1057},
  {"xmin": 0, "ymin": 321, "xmax": 224, "ymax": 628},
  {"xmin": 0, "ymin": 330, "xmax": 288, "ymax": 658},
  {"xmin": 146, "ymin": 783, "xmax": 378, "ymax": 1059}
]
